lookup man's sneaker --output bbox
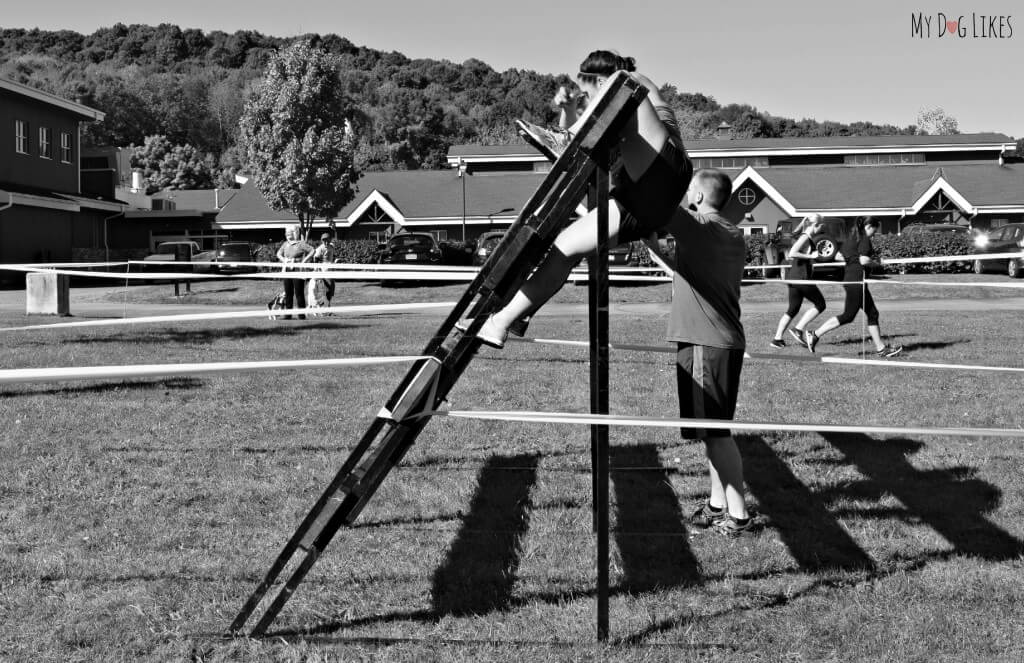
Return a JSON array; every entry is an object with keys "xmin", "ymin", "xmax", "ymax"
[
  {"xmin": 516, "ymin": 119, "xmax": 573, "ymax": 161},
  {"xmin": 787, "ymin": 328, "xmax": 805, "ymax": 345},
  {"xmin": 769, "ymin": 338, "xmax": 786, "ymax": 349},
  {"xmin": 712, "ymin": 514, "xmax": 760, "ymax": 538},
  {"xmin": 804, "ymin": 329, "xmax": 819, "ymax": 354},
  {"xmin": 688, "ymin": 501, "xmax": 727, "ymax": 529},
  {"xmin": 455, "ymin": 315, "xmax": 508, "ymax": 349},
  {"xmin": 876, "ymin": 344, "xmax": 903, "ymax": 358}
]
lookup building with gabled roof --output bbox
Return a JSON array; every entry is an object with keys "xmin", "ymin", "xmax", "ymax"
[
  {"xmin": 0, "ymin": 77, "xmax": 123, "ymax": 277},
  {"xmin": 215, "ymin": 170, "xmax": 537, "ymax": 243},
  {"xmin": 446, "ymin": 132, "xmax": 1023, "ymax": 236}
]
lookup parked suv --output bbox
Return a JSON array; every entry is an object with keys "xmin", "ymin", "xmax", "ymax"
[
  {"xmin": 972, "ymin": 223, "xmax": 1024, "ymax": 278},
  {"xmin": 766, "ymin": 217, "xmax": 853, "ymax": 277}
]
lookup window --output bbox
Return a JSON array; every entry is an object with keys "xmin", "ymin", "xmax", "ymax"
[
  {"xmin": 736, "ymin": 187, "xmax": 757, "ymax": 206},
  {"xmin": 60, "ymin": 132, "xmax": 72, "ymax": 163},
  {"xmin": 692, "ymin": 157, "xmax": 769, "ymax": 170},
  {"xmin": 15, "ymin": 120, "xmax": 28, "ymax": 154},
  {"xmin": 39, "ymin": 127, "xmax": 52, "ymax": 159},
  {"xmin": 844, "ymin": 153, "xmax": 925, "ymax": 166}
]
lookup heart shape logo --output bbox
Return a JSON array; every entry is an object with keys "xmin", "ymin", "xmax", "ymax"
[{"xmin": 946, "ymin": 20, "xmax": 958, "ymax": 33}]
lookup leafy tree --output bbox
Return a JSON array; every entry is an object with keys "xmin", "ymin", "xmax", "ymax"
[
  {"xmin": 129, "ymin": 134, "xmax": 216, "ymax": 193},
  {"xmin": 916, "ymin": 107, "xmax": 960, "ymax": 135},
  {"xmin": 238, "ymin": 41, "xmax": 359, "ymax": 239}
]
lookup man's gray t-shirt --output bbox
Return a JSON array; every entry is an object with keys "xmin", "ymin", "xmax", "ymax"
[{"xmin": 665, "ymin": 207, "xmax": 746, "ymax": 350}]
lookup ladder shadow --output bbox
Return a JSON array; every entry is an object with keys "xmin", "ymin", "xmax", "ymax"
[
  {"xmin": 429, "ymin": 453, "xmax": 540, "ymax": 616},
  {"xmin": 609, "ymin": 443, "xmax": 701, "ymax": 590},
  {"xmin": 739, "ymin": 434, "xmax": 876, "ymax": 572},
  {"xmin": 818, "ymin": 432, "xmax": 1024, "ymax": 560}
]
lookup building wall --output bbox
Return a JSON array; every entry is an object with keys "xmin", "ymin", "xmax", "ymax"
[
  {"xmin": 0, "ymin": 206, "xmax": 74, "ymax": 264},
  {"xmin": 0, "ymin": 89, "xmax": 80, "ymax": 194}
]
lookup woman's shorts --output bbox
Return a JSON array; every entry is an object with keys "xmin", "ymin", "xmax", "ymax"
[{"xmin": 614, "ymin": 140, "xmax": 692, "ymax": 243}]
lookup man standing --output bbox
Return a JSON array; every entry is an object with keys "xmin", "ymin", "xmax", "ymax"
[
  {"xmin": 664, "ymin": 169, "xmax": 757, "ymax": 537},
  {"xmin": 312, "ymin": 232, "xmax": 337, "ymax": 307}
]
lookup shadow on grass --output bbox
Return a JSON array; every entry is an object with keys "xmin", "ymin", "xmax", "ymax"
[
  {"xmin": 610, "ymin": 443, "xmax": 701, "ymax": 590},
  {"xmin": 430, "ymin": 453, "xmax": 540, "ymax": 616},
  {"xmin": 0, "ymin": 377, "xmax": 202, "ymax": 398},
  {"xmin": 63, "ymin": 322, "xmax": 367, "ymax": 345},
  {"xmin": 819, "ymin": 433, "xmax": 1024, "ymax": 560},
  {"xmin": 739, "ymin": 434, "xmax": 876, "ymax": 572}
]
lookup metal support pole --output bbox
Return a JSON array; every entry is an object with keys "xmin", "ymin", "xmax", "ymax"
[{"xmin": 587, "ymin": 154, "xmax": 611, "ymax": 641}]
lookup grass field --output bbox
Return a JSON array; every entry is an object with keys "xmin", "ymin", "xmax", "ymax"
[{"xmin": 2, "ymin": 275, "xmax": 1024, "ymax": 662}]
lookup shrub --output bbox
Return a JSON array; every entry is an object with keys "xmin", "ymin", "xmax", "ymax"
[
  {"xmin": 874, "ymin": 233, "xmax": 974, "ymax": 274},
  {"xmin": 253, "ymin": 239, "xmax": 382, "ymax": 270}
]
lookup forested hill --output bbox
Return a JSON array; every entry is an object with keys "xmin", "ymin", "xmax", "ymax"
[{"xmin": 1, "ymin": 24, "xmax": 915, "ymax": 178}]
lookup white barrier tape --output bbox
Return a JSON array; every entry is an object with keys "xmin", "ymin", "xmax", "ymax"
[
  {"xmin": 430, "ymin": 408, "xmax": 1024, "ymax": 439},
  {"xmin": 511, "ymin": 337, "xmax": 1024, "ymax": 374},
  {"xmin": 5, "ymin": 265, "xmax": 479, "ymax": 281},
  {"xmin": 0, "ymin": 355, "xmax": 430, "ymax": 385},
  {"xmin": 0, "ymin": 302, "xmax": 457, "ymax": 333},
  {"xmin": 744, "ymin": 276, "xmax": 1024, "ymax": 289}
]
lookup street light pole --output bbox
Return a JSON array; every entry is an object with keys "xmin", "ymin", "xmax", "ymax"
[{"xmin": 458, "ymin": 158, "xmax": 467, "ymax": 242}]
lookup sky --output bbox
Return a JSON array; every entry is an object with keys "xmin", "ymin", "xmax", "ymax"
[{"xmin": 4, "ymin": 0, "xmax": 1023, "ymax": 138}]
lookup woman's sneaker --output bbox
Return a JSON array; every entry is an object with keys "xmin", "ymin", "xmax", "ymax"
[
  {"xmin": 455, "ymin": 315, "xmax": 509, "ymax": 349},
  {"xmin": 804, "ymin": 329, "xmax": 820, "ymax": 354},
  {"xmin": 688, "ymin": 501, "xmax": 727, "ymax": 529},
  {"xmin": 712, "ymin": 514, "xmax": 761, "ymax": 538},
  {"xmin": 515, "ymin": 119, "xmax": 573, "ymax": 161},
  {"xmin": 787, "ymin": 328, "xmax": 805, "ymax": 345},
  {"xmin": 876, "ymin": 344, "xmax": 903, "ymax": 358},
  {"xmin": 770, "ymin": 338, "xmax": 786, "ymax": 349}
]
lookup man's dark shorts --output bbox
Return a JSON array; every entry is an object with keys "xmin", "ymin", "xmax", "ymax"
[
  {"xmin": 676, "ymin": 343, "xmax": 744, "ymax": 439},
  {"xmin": 614, "ymin": 140, "xmax": 692, "ymax": 243}
]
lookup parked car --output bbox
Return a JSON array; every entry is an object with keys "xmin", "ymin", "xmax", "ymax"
[
  {"xmin": 379, "ymin": 232, "xmax": 443, "ymax": 285},
  {"xmin": 972, "ymin": 222, "xmax": 1024, "ymax": 277},
  {"xmin": 473, "ymin": 231, "xmax": 505, "ymax": 266},
  {"xmin": 213, "ymin": 242, "xmax": 256, "ymax": 274},
  {"xmin": 902, "ymin": 223, "xmax": 969, "ymax": 236},
  {"xmin": 608, "ymin": 242, "xmax": 638, "ymax": 267},
  {"xmin": 766, "ymin": 217, "xmax": 853, "ymax": 278},
  {"xmin": 380, "ymin": 232, "xmax": 443, "ymax": 265},
  {"xmin": 142, "ymin": 241, "xmax": 217, "ymax": 274}
]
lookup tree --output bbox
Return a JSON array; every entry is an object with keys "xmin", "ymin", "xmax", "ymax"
[
  {"xmin": 238, "ymin": 41, "xmax": 359, "ymax": 239},
  {"xmin": 129, "ymin": 134, "xmax": 216, "ymax": 193},
  {"xmin": 916, "ymin": 107, "xmax": 960, "ymax": 135}
]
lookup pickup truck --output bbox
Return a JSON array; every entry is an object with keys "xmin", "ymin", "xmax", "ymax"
[{"xmin": 143, "ymin": 241, "xmax": 217, "ymax": 273}]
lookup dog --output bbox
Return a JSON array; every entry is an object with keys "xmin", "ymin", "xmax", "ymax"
[
  {"xmin": 306, "ymin": 278, "xmax": 330, "ymax": 317},
  {"xmin": 267, "ymin": 292, "xmax": 287, "ymax": 320}
]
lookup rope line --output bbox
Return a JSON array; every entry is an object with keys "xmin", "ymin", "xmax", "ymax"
[
  {"xmin": 430, "ymin": 409, "xmax": 1024, "ymax": 440},
  {"xmin": 0, "ymin": 301, "xmax": 456, "ymax": 333},
  {"xmin": 0, "ymin": 355, "xmax": 431, "ymax": 385}
]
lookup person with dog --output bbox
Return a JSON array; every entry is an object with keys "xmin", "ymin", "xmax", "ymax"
[
  {"xmin": 275, "ymin": 224, "xmax": 314, "ymax": 320},
  {"xmin": 804, "ymin": 216, "xmax": 902, "ymax": 357},
  {"xmin": 664, "ymin": 169, "xmax": 758, "ymax": 537},
  {"xmin": 308, "ymin": 232, "xmax": 337, "ymax": 309},
  {"xmin": 770, "ymin": 214, "xmax": 828, "ymax": 348},
  {"xmin": 461, "ymin": 49, "xmax": 692, "ymax": 347}
]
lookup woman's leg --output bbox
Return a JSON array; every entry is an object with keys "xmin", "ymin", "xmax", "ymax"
[
  {"xmin": 773, "ymin": 313, "xmax": 793, "ymax": 341},
  {"xmin": 489, "ymin": 203, "xmax": 624, "ymax": 331},
  {"xmin": 794, "ymin": 286, "xmax": 827, "ymax": 332},
  {"xmin": 862, "ymin": 287, "xmax": 885, "ymax": 351}
]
